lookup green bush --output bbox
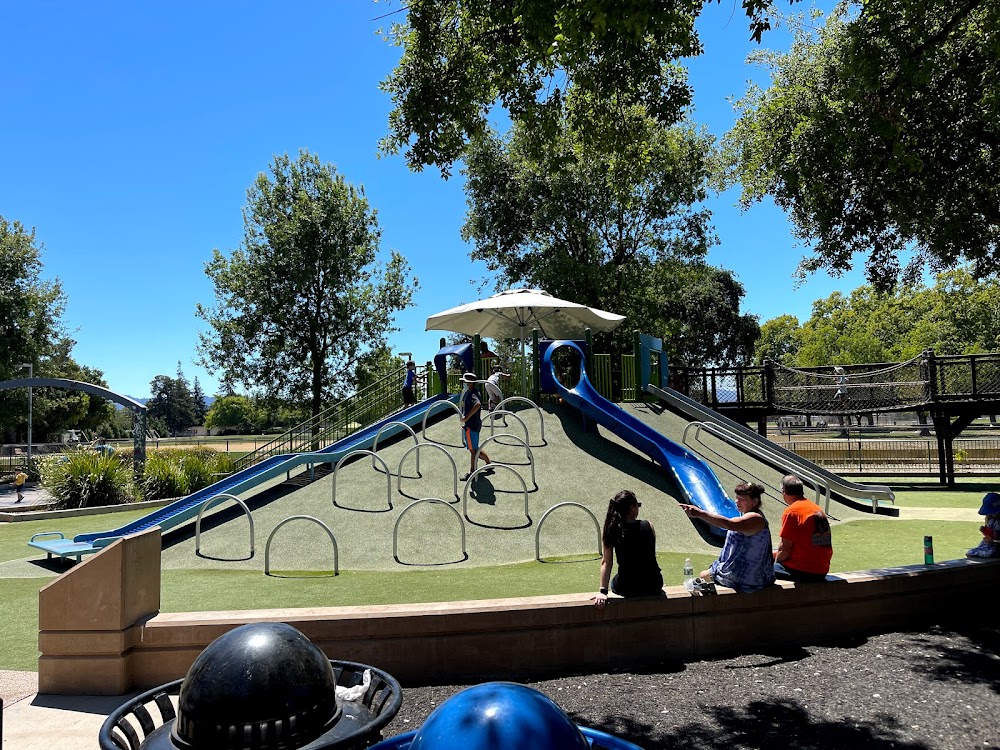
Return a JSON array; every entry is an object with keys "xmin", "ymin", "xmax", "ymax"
[
  {"xmin": 142, "ymin": 452, "xmax": 191, "ymax": 500},
  {"xmin": 141, "ymin": 448, "xmax": 234, "ymax": 500},
  {"xmin": 39, "ymin": 450, "xmax": 136, "ymax": 509}
]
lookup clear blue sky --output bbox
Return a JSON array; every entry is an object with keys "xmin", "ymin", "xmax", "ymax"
[{"xmin": 1, "ymin": 0, "xmax": 862, "ymax": 399}]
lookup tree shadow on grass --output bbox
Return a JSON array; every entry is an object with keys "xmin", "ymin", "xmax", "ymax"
[
  {"xmin": 161, "ymin": 478, "xmax": 304, "ymax": 550},
  {"xmin": 550, "ymin": 405, "xmax": 723, "ymax": 547}
]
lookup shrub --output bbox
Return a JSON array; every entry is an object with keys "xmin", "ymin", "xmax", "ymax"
[
  {"xmin": 140, "ymin": 448, "xmax": 234, "ymax": 500},
  {"xmin": 142, "ymin": 451, "xmax": 191, "ymax": 500},
  {"xmin": 39, "ymin": 450, "xmax": 136, "ymax": 509}
]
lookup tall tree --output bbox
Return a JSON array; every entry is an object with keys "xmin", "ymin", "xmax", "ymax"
[
  {"xmin": 379, "ymin": 0, "xmax": 790, "ymax": 173},
  {"xmin": 1, "ymin": 216, "xmax": 115, "ymax": 441},
  {"xmin": 723, "ymin": 0, "xmax": 1000, "ymax": 289},
  {"xmin": 197, "ymin": 150, "xmax": 418, "ymax": 417},
  {"xmin": 191, "ymin": 377, "xmax": 208, "ymax": 426},
  {"xmin": 754, "ymin": 314, "xmax": 802, "ymax": 364},
  {"xmin": 146, "ymin": 375, "xmax": 197, "ymax": 436},
  {"xmin": 462, "ymin": 109, "xmax": 758, "ymax": 365}
]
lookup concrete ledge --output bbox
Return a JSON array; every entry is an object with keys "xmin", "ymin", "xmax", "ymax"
[
  {"xmin": 124, "ymin": 560, "xmax": 995, "ymax": 690},
  {"xmin": 37, "ymin": 527, "xmax": 1000, "ymax": 694},
  {"xmin": 0, "ymin": 496, "xmax": 175, "ymax": 523}
]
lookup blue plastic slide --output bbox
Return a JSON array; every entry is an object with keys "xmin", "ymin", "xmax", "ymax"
[
  {"xmin": 29, "ymin": 394, "xmax": 458, "ymax": 559},
  {"xmin": 541, "ymin": 341, "xmax": 737, "ymax": 538}
]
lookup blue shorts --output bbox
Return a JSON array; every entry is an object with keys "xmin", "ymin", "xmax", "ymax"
[{"xmin": 462, "ymin": 426, "xmax": 480, "ymax": 451}]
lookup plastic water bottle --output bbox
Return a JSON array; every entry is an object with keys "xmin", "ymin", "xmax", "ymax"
[{"xmin": 683, "ymin": 558, "xmax": 695, "ymax": 592}]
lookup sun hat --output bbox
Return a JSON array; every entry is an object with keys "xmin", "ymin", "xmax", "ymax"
[
  {"xmin": 978, "ymin": 492, "xmax": 1000, "ymax": 515},
  {"xmin": 461, "ymin": 372, "xmax": 478, "ymax": 384}
]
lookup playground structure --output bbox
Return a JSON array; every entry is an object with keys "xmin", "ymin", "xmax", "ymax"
[
  {"xmin": 26, "ymin": 333, "xmax": 899, "ymax": 564},
  {"xmin": 24, "ymin": 329, "xmax": 995, "ymax": 697}
]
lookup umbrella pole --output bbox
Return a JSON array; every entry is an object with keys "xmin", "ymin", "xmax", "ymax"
[{"xmin": 519, "ymin": 330, "xmax": 527, "ymax": 397}]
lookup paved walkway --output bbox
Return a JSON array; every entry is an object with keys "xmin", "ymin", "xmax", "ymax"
[
  {"xmin": 0, "ymin": 484, "xmax": 56, "ymax": 512},
  {"xmin": 894, "ymin": 506, "xmax": 980, "ymax": 522}
]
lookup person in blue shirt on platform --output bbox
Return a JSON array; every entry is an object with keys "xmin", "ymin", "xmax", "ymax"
[{"xmin": 402, "ymin": 361, "xmax": 418, "ymax": 406}]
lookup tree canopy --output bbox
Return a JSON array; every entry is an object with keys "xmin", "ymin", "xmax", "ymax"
[
  {"xmin": 462, "ymin": 111, "xmax": 759, "ymax": 365},
  {"xmin": 758, "ymin": 268, "xmax": 1000, "ymax": 367},
  {"xmin": 1, "ymin": 216, "xmax": 115, "ymax": 442},
  {"xmin": 197, "ymin": 150, "xmax": 417, "ymax": 416},
  {"xmin": 723, "ymin": 0, "xmax": 1000, "ymax": 289},
  {"xmin": 379, "ymin": 0, "xmax": 789, "ymax": 174}
]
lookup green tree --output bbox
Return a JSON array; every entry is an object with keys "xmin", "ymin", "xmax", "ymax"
[
  {"xmin": 1, "ymin": 216, "xmax": 67, "ymax": 432},
  {"xmin": 723, "ymin": 1, "xmax": 1000, "ymax": 289},
  {"xmin": 1, "ymin": 216, "xmax": 117, "ymax": 441},
  {"xmin": 770, "ymin": 268, "xmax": 1000, "ymax": 368},
  {"xmin": 754, "ymin": 314, "xmax": 802, "ymax": 364},
  {"xmin": 191, "ymin": 377, "xmax": 208, "ymax": 426},
  {"xmin": 462, "ymin": 111, "xmax": 757, "ymax": 365},
  {"xmin": 197, "ymin": 150, "xmax": 418, "ymax": 417},
  {"xmin": 204, "ymin": 395, "xmax": 256, "ymax": 434},
  {"xmin": 354, "ymin": 344, "xmax": 402, "ymax": 392},
  {"xmin": 31, "ymin": 337, "xmax": 117, "ymax": 440},
  {"xmin": 146, "ymin": 375, "xmax": 197, "ymax": 437},
  {"xmin": 380, "ymin": 0, "xmax": 789, "ymax": 173}
]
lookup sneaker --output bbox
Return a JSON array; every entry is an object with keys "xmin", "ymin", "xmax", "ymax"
[
  {"xmin": 692, "ymin": 577, "xmax": 717, "ymax": 595},
  {"xmin": 967, "ymin": 543, "xmax": 997, "ymax": 558},
  {"xmin": 966, "ymin": 540, "xmax": 994, "ymax": 558}
]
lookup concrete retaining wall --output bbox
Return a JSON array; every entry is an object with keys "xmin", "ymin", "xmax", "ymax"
[{"xmin": 37, "ymin": 528, "xmax": 999, "ymax": 694}]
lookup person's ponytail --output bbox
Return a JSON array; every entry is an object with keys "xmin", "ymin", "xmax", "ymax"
[{"xmin": 602, "ymin": 490, "xmax": 637, "ymax": 547}]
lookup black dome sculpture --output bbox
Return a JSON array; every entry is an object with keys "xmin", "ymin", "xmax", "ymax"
[{"xmin": 99, "ymin": 622, "xmax": 402, "ymax": 750}]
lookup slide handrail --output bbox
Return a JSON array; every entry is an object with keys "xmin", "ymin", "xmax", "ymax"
[
  {"xmin": 683, "ymin": 421, "xmax": 836, "ymax": 513},
  {"xmin": 651, "ymin": 383, "xmax": 895, "ymax": 511}
]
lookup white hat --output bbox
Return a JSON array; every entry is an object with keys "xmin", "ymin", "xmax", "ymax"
[{"xmin": 461, "ymin": 372, "xmax": 478, "ymax": 384}]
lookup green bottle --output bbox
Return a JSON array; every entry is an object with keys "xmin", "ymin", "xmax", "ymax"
[{"xmin": 923, "ymin": 535, "xmax": 934, "ymax": 564}]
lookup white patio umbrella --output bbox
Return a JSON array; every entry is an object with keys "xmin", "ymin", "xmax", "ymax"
[{"xmin": 425, "ymin": 288, "xmax": 626, "ymax": 393}]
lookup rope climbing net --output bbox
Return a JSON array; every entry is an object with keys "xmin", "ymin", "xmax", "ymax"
[{"xmin": 771, "ymin": 354, "xmax": 931, "ymax": 415}]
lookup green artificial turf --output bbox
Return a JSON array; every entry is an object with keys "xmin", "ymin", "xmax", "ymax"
[{"xmin": 0, "ymin": 578, "xmax": 46, "ymax": 670}]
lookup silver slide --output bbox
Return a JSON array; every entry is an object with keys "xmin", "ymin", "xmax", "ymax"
[{"xmin": 646, "ymin": 384, "xmax": 897, "ymax": 516}]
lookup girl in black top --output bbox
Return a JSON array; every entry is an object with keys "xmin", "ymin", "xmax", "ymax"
[{"xmin": 593, "ymin": 490, "xmax": 663, "ymax": 609}]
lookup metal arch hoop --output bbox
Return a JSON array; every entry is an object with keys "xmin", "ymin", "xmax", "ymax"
[
  {"xmin": 333, "ymin": 450, "xmax": 393, "ymax": 512},
  {"xmin": 397, "ymin": 443, "xmax": 459, "ymax": 502},
  {"xmin": 484, "ymin": 410, "xmax": 529, "ymax": 451},
  {"xmin": 493, "ymin": 396, "xmax": 545, "ymax": 443},
  {"xmin": 462, "ymin": 464, "xmax": 530, "ymax": 529},
  {"xmin": 535, "ymin": 502, "xmax": 602, "ymax": 562},
  {"xmin": 264, "ymin": 515, "xmax": 338, "ymax": 577},
  {"xmin": 195, "ymin": 493, "xmax": 255, "ymax": 561},
  {"xmin": 475, "ymin": 435, "xmax": 536, "ymax": 489},
  {"xmin": 371, "ymin": 422, "xmax": 420, "ymax": 474},
  {"xmin": 392, "ymin": 498, "xmax": 468, "ymax": 565},
  {"xmin": 422, "ymin": 400, "xmax": 463, "ymax": 445}
]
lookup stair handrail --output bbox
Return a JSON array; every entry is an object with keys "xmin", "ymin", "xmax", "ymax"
[{"xmin": 234, "ymin": 363, "xmax": 416, "ymax": 472}]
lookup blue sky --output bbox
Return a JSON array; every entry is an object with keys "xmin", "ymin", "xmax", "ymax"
[{"xmin": 1, "ymin": 0, "xmax": 862, "ymax": 399}]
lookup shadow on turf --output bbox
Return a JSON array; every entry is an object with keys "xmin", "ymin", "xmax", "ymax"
[
  {"xmin": 550, "ymin": 403, "xmax": 724, "ymax": 548},
  {"xmin": 571, "ymin": 697, "xmax": 931, "ymax": 750}
]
